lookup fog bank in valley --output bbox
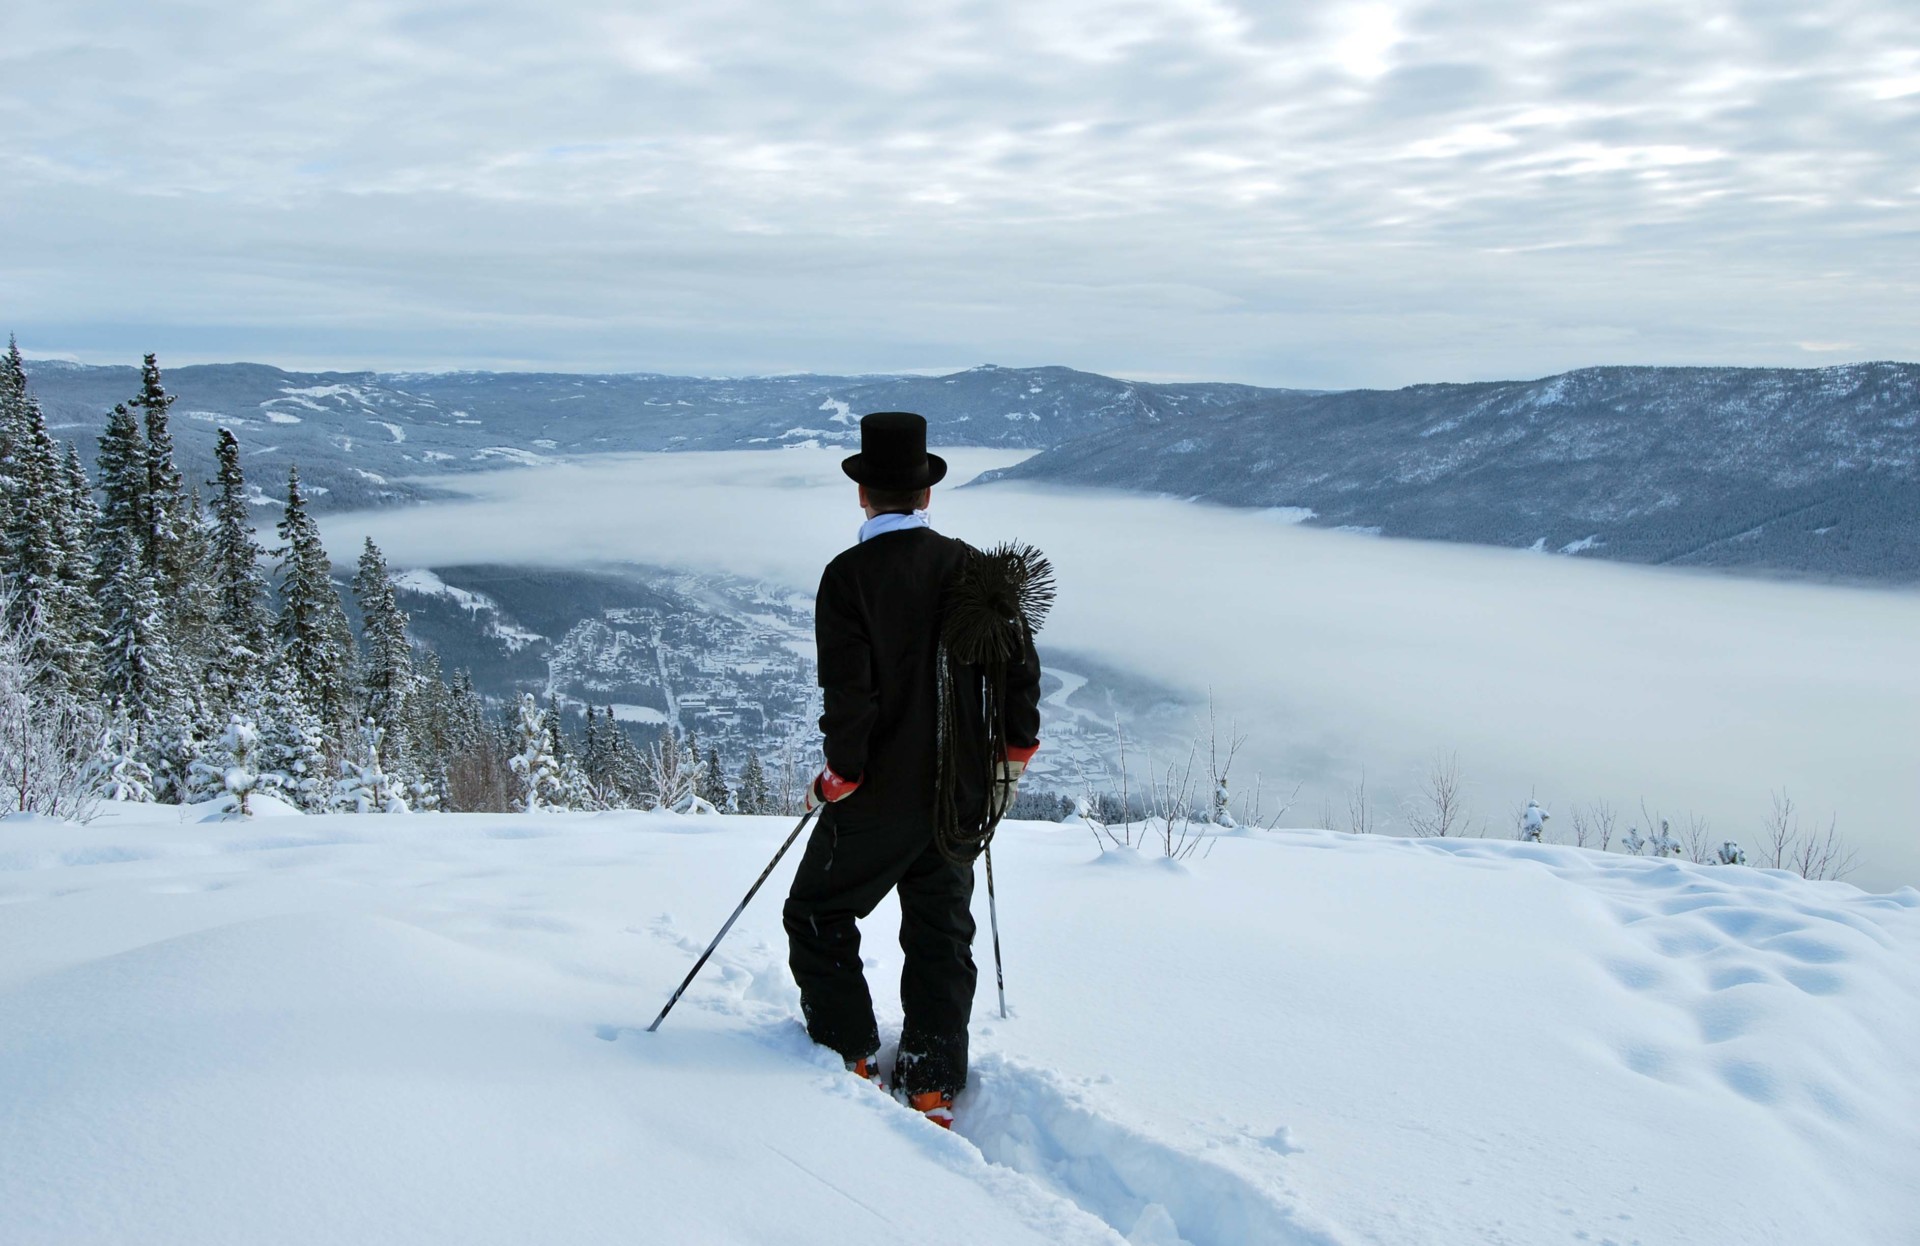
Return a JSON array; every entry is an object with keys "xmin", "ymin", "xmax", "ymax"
[{"xmin": 323, "ymin": 450, "xmax": 1920, "ymax": 890}]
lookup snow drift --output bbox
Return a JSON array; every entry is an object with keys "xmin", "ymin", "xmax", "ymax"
[{"xmin": 2, "ymin": 805, "xmax": 1915, "ymax": 1244}]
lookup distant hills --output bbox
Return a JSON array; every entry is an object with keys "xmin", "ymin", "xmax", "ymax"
[
  {"xmin": 22, "ymin": 359, "xmax": 1275, "ymax": 512},
  {"xmin": 977, "ymin": 362, "xmax": 1920, "ymax": 583},
  {"xmin": 23, "ymin": 357, "xmax": 1919, "ymax": 583}
]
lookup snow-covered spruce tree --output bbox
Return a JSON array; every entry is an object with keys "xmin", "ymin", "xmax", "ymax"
[
  {"xmin": 508, "ymin": 692, "xmax": 563, "ymax": 813},
  {"xmin": 399, "ymin": 648, "xmax": 452, "ymax": 811},
  {"xmin": 582, "ymin": 707, "xmax": 602, "ymax": 781},
  {"xmin": 547, "ymin": 693, "xmax": 570, "ymax": 761},
  {"xmin": 0, "ymin": 586, "xmax": 101, "ymax": 820},
  {"xmin": 699, "ymin": 744, "xmax": 730, "ymax": 811},
  {"xmin": 86, "ymin": 712, "xmax": 155, "ymax": 803},
  {"xmin": 255, "ymin": 662, "xmax": 331, "ymax": 812},
  {"xmin": 96, "ymin": 536, "xmax": 186, "ymax": 733},
  {"xmin": 335, "ymin": 719, "xmax": 409, "ymax": 814},
  {"xmin": 189, "ymin": 715, "xmax": 266, "ymax": 818},
  {"xmin": 147, "ymin": 708, "xmax": 207, "ymax": 805},
  {"xmin": 0, "ymin": 334, "xmax": 25, "ymax": 560},
  {"xmin": 95, "ymin": 400, "xmax": 185, "ymax": 732},
  {"xmin": 2, "ymin": 396, "xmax": 97, "ymax": 695},
  {"xmin": 1519, "ymin": 799, "xmax": 1549, "ymax": 843},
  {"xmin": 204, "ymin": 429, "xmax": 271, "ymax": 714},
  {"xmin": 735, "ymin": 750, "xmax": 772, "ymax": 815},
  {"xmin": 556, "ymin": 747, "xmax": 598, "ymax": 812},
  {"xmin": 640, "ymin": 726, "xmax": 702, "ymax": 812},
  {"xmin": 129, "ymin": 354, "xmax": 191, "ymax": 595},
  {"xmin": 1717, "ymin": 841, "xmax": 1748, "ymax": 866},
  {"xmin": 352, "ymin": 537, "xmax": 414, "ymax": 762},
  {"xmin": 55, "ymin": 443, "xmax": 102, "ymax": 676},
  {"xmin": 599, "ymin": 708, "xmax": 647, "ymax": 807},
  {"xmin": 441, "ymin": 671, "xmax": 511, "ymax": 811},
  {"xmin": 274, "ymin": 466, "xmax": 355, "ymax": 732},
  {"xmin": 93, "ymin": 402, "xmax": 148, "ymax": 556}
]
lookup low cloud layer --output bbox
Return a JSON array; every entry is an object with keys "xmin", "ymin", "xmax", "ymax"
[
  {"xmin": 7, "ymin": 2, "xmax": 1918, "ymax": 385},
  {"xmin": 322, "ymin": 451, "xmax": 1920, "ymax": 890}
]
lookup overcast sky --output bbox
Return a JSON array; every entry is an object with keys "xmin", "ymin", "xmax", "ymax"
[{"xmin": 6, "ymin": 0, "xmax": 1917, "ymax": 388}]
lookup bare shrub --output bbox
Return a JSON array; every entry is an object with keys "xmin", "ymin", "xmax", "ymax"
[
  {"xmin": 1678, "ymin": 813, "xmax": 1714, "ymax": 865},
  {"xmin": 1405, "ymin": 752, "xmax": 1468, "ymax": 838},
  {"xmin": 1569, "ymin": 799, "xmax": 1615, "ymax": 850},
  {"xmin": 1345, "ymin": 766, "xmax": 1377, "ymax": 835},
  {"xmin": 1239, "ymin": 772, "xmax": 1302, "ymax": 831},
  {"xmin": 1203, "ymin": 693, "xmax": 1246, "ymax": 828},
  {"xmin": 0, "ymin": 590, "xmax": 101, "ymax": 822},
  {"xmin": 1760, "ymin": 790, "xmax": 1857, "ymax": 881},
  {"xmin": 1147, "ymin": 743, "xmax": 1205, "ymax": 860}
]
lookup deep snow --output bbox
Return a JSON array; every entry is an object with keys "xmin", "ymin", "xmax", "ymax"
[{"xmin": 2, "ymin": 805, "xmax": 1916, "ymax": 1245}]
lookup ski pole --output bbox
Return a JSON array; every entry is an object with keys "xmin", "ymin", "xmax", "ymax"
[
  {"xmin": 648, "ymin": 804, "xmax": 820, "ymax": 1033},
  {"xmin": 985, "ymin": 843, "xmax": 1008, "ymax": 1019}
]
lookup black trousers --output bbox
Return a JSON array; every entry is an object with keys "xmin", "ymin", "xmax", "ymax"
[{"xmin": 782, "ymin": 803, "xmax": 977, "ymax": 1095}]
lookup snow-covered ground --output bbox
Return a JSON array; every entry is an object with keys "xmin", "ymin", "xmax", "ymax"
[{"xmin": 2, "ymin": 805, "xmax": 1916, "ymax": 1245}]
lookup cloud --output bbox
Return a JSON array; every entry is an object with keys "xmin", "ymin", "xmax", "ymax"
[
  {"xmin": 4, "ymin": 1, "xmax": 1917, "ymax": 385},
  {"xmin": 322, "ymin": 451, "xmax": 1920, "ymax": 890}
]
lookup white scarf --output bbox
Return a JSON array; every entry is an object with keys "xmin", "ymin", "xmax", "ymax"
[{"xmin": 858, "ymin": 509, "xmax": 932, "ymax": 543}]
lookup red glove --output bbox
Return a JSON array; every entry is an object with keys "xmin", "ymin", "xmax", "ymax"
[
  {"xmin": 991, "ymin": 743, "xmax": 1040, "ymax": 819},
  {"xmin": 806, "ymin": 767, "xmax": 862, "ymax": 811}
]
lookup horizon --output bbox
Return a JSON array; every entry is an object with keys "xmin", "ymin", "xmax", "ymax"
[{"xmin": 18, "ymin": 349, "xmax": 1920, "ymax": 394}]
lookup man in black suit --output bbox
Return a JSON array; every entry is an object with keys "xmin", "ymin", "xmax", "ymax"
[{"xmin": 783, "ymin": 411, "xmax": 1042, "ymax": 1126}]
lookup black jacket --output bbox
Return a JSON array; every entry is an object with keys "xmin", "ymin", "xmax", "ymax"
[{"xmin": 816, "ymin": 526, "xmax": 1042, "ymax": 819}]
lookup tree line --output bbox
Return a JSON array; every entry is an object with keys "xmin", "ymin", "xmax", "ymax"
[{"xmin": 0, "ymin": 341, "xmax": 795, "ymax": 819}]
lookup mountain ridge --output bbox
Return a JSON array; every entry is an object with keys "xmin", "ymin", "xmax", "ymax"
[{"xmin": 21, "ymin": 356, "xmax": 1918, "ymax": 581}]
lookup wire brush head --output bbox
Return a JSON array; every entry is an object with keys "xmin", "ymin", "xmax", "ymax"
[{"xmin": 942, "ymin": 542, "xmax": 1056, "ymax": 665}]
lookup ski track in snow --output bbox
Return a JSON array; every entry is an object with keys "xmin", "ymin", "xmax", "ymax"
[
  {"xmin": 636, "ymin": 909, "xmax": 1342, "ymax": 1246},
  {"xmin": 956, "ymin": 1055, "xmax": 1339, "ymax": 1246}
]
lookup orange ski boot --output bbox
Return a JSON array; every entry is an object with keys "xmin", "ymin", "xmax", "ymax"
[
  {"xmin": 846, "ymin": 1054, "xmax": 883, "ymax": 1088},
  {"xmin": 906, "ymin": 1090, "xmax": 955, "ymax": 1129}
]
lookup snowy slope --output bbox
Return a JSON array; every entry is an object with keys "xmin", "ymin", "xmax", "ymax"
[{"xmin": 2, "ymin": 806, "xmax": 1915, "ymax": 1245}]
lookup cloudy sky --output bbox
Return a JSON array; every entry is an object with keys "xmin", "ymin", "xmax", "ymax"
[{"xmin": 6, "ymin": 0, "xmax": 1917, "ymax": 387}]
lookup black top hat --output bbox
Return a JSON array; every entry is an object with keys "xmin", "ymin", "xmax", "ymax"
[{"xmin": 841, "ymin": 411, "xmax": 947, "ymax": 492}]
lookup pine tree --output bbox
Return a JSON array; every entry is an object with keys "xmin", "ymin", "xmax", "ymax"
[
  {"xmin": 189, "ymin": 715, "xmax": 266, "ymax": 817},
  {"xmin": 255, "ymin": 662, "xmax": 330, "ymax": 811},
  {"xmin": 95, "ymin": 403, "xmax": 148, "ymax": 556},
  {"xmin": 97, "ymin": 532, "xmax": 184, "ymax": 729},
  {"xmin": 129, "ymin": 353, "xmax": 190, "ymax": 600},
  {"xmin": 352, "ymin": 537, "xmax": 414, "ymax": 761},
  {"xmin": 1, "ymin": 396, "xmax": 91, "ymax": 693},
  {"xmin": 205, "ymin": 428, "xmax": 271, "ymax": 713},
  {"xmin": 274, "ymin": 466, "xmax": 354, "ymax": 731},
  {"xmin": 700, "ymin": 744, "xmax": 730, "ymax": 811},
  {"xmin": 86, "ymin": 713, "xmax": 156, "ymax": 803},
  {"xmin": 402, "ymin": 648, "xmax": 454, "ymax": 808},
  {"xmin": 508, "ymin": 692, "xmax": 562, "ymax": 813},
  {"xmin": 0, "ymin": 335, "xmax": 28, "ymax": 567},
  {"xmin": 146, "ymin": 708, "xmax": 204, "ymax": 805},
  {"xmin": 606, "ymin": 710, "xmax": 644, "ymax": 805},
  {"xmin": 547, "ymin": 692, "xmax": 569, "ymax": 760},
  {"xmin": 335, "ymin": 719, "xmax": 409, "ymax": 814},
  {"xmin": 736, "ymin": 750, "xmax": 772, "ymax": 815}
]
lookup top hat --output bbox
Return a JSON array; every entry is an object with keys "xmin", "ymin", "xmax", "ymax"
[{"xmin": 840, "ymin": 411, "xmax": 947, "ymax": 492}]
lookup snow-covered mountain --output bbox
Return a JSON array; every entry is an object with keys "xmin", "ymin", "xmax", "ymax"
[
  {"xmin": 977, "ymin": 362, "xmax": 1920, "ymax": 582},
  {"xmin": 4, "ymin": 805, "xmax": 1915, "ymax": 1244},
  {"xmin": 22, "ymin": 360, "xmax": 1280, "ymax": 512},
  {"xmin": 25, "ymin": 357, "xmax": 1919, "ymax": 580}
]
